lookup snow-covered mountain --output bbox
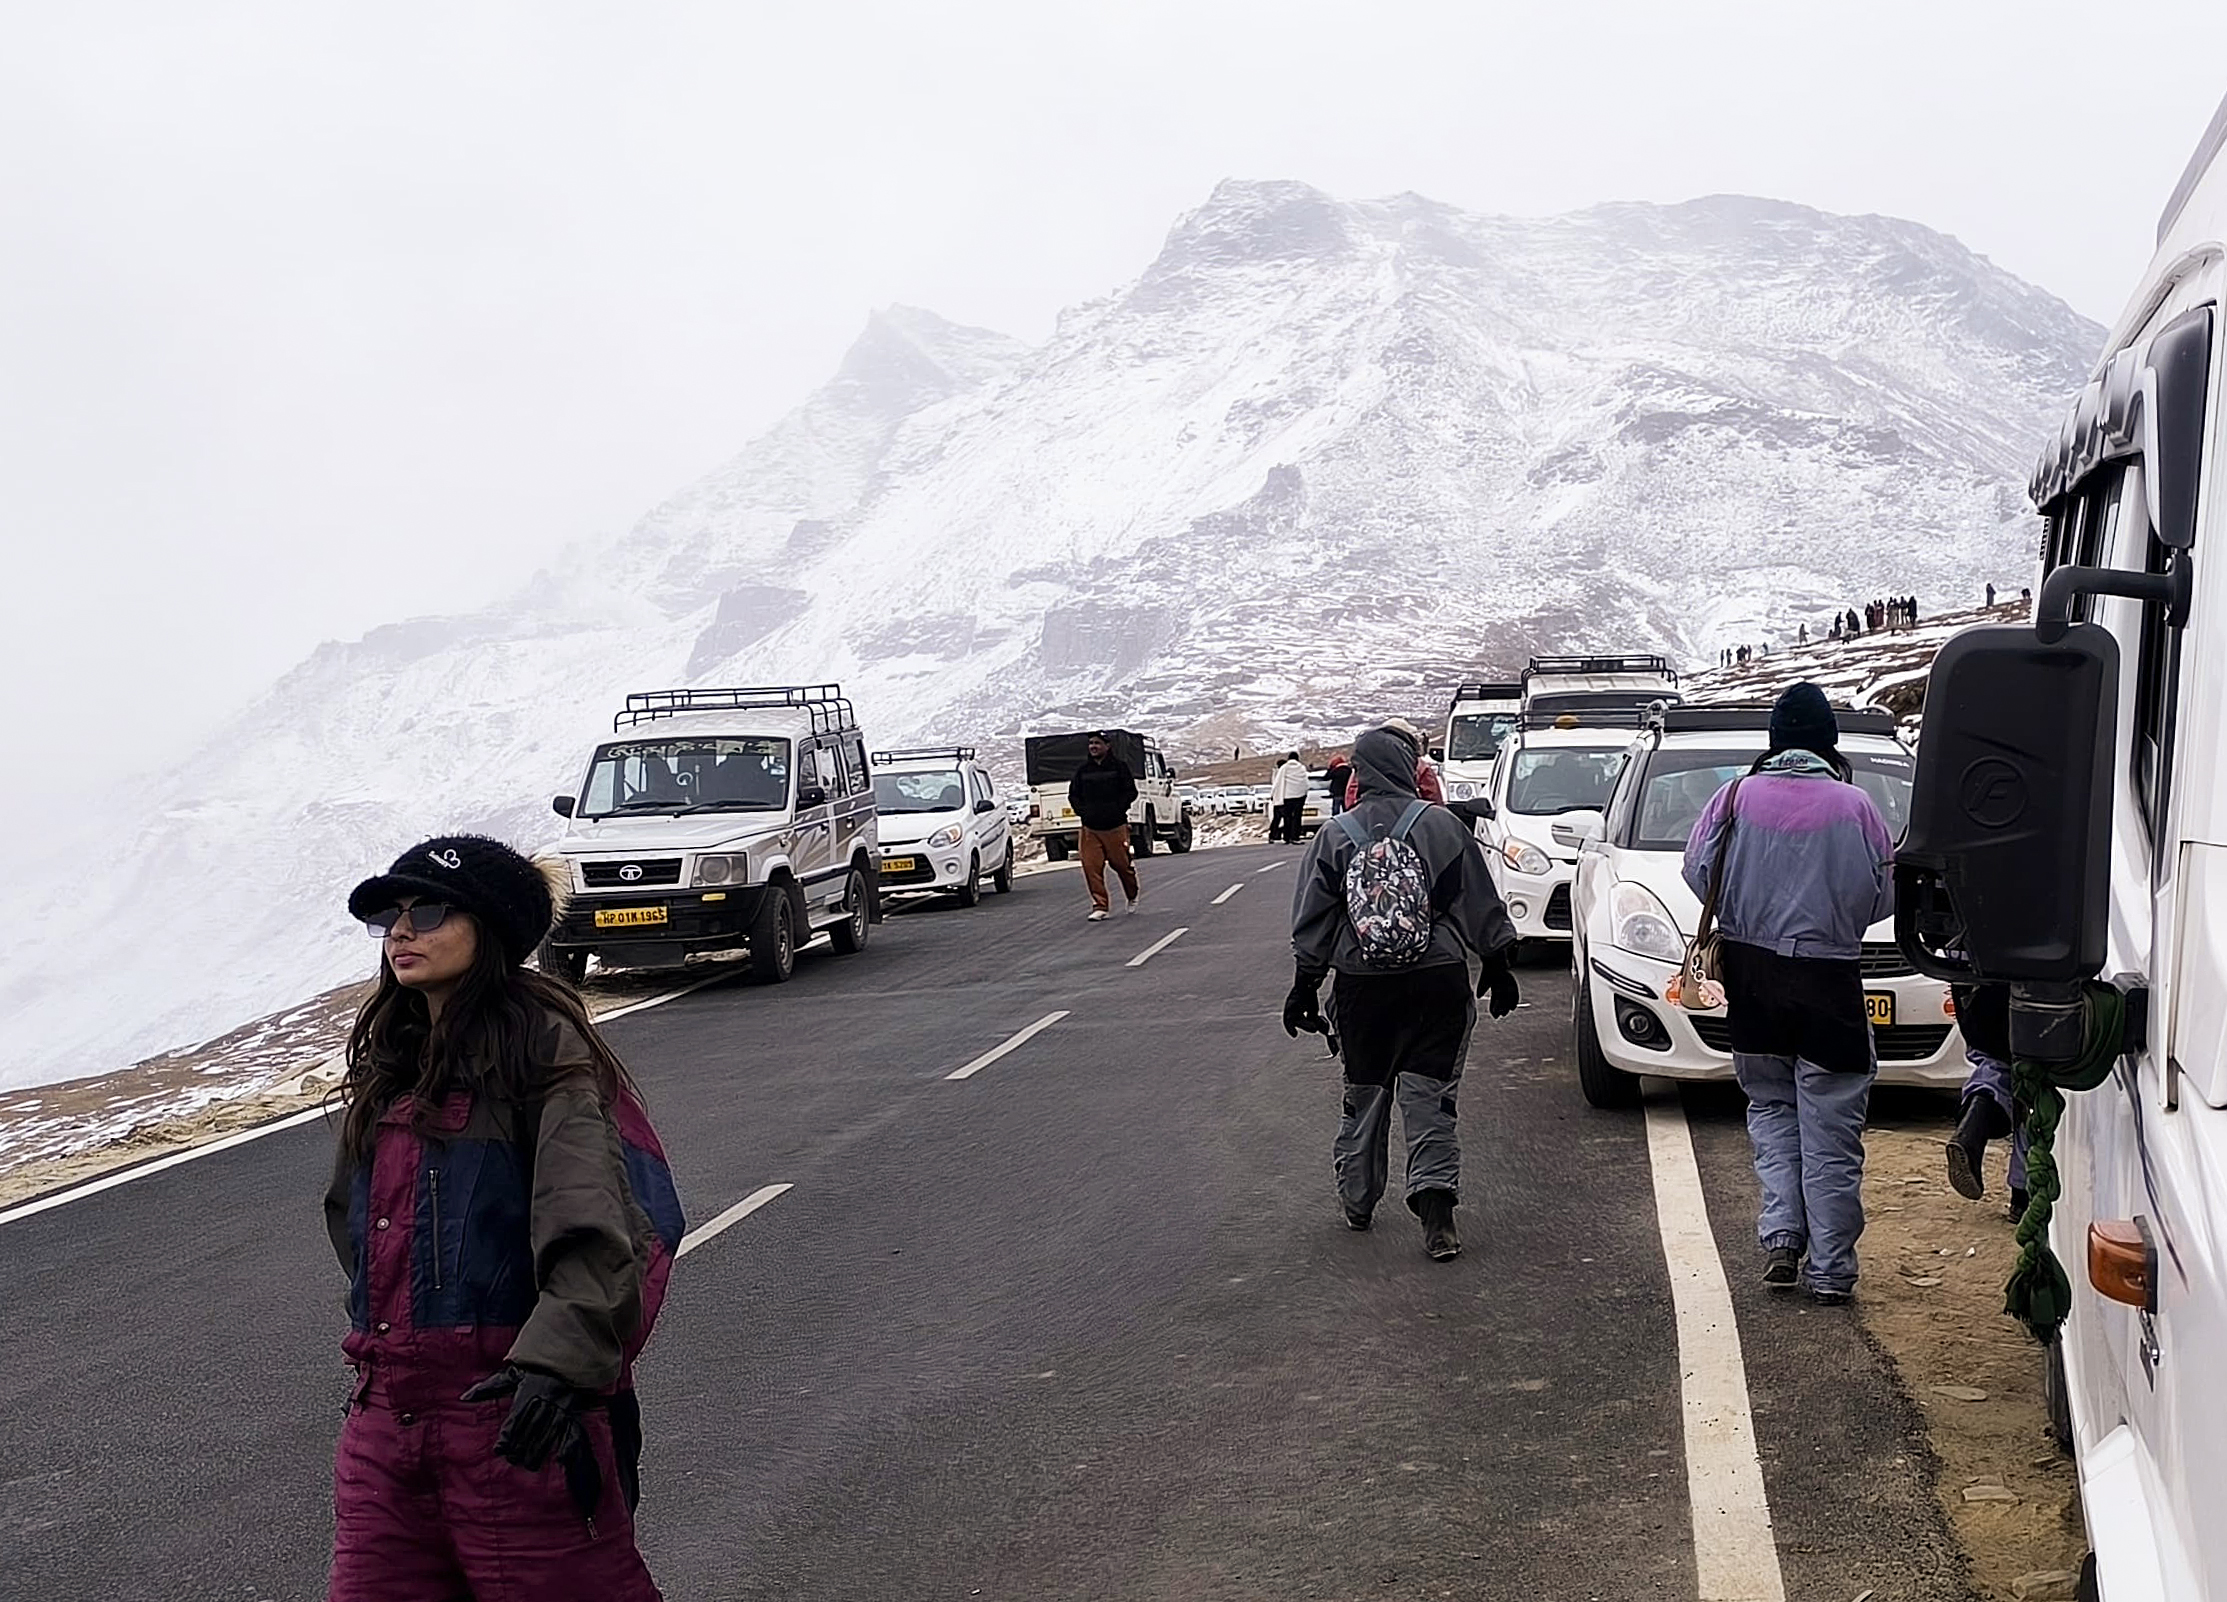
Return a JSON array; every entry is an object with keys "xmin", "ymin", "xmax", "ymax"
[{"xmin": 0, "ymin": 181, "xmax": 2102, "ymax": 1090}]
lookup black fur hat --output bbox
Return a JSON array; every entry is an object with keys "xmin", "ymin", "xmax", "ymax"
[{"xmin": 347, "ymin": 835, "xmax": 566, "ymax": 964}]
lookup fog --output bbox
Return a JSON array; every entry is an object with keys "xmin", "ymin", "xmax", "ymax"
[{"xmin": 4, "ymin": 0, "xmax": 2222, "ymax": 835}]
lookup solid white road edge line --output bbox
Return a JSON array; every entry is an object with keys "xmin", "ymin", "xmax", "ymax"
[
  {"xmin": 1127, "ymin": 927, "xmax": 1190, "ymax": 967},
  {"xmin": 1211, "ymin": 883, "xmax": 1244, "ymax": 905},
  {"xmin": 0, "ymin": 974, "xmax": 726, "ymax": 1229},
  {"xmin": 946, "ymin": 1011, "xmax": 1072, "ymax": 1081},
  {"xmin": 676, "ymin": 1181, "xmax": 794, "ymax": 1259},
  {"xmin": 1640, "ymin": 1079, "xmax": 1788, "ymax": 1602}
]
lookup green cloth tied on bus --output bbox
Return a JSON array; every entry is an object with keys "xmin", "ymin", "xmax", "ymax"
[{"xmin": 2004, "ymin": 983, "xmax": 2126, "ymax": 1344}]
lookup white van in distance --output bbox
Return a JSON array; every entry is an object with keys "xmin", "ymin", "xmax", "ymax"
[
  {"xmin": 542, "ymin": 685, "xmax": 880, "ymax": 985},
  {"xmin": 1441, "ymin": 678, "xmax": 1520, "ymax": 804}
]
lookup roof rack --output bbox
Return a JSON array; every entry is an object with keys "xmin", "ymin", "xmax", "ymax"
[
  {"xmin": 1522, "ymin": 653, "xmax": 1678, "ymax": 684},
  {"xmin": 871, "ymin": 746, "xmax": 977, "ymax": 766},
  {"xmin": 1649, "ymin": 705, "xmax": 1898, "ymax": 738},
  {"xmin": 614, "ymin": 685, "xmax": 857, "ymax": 736},
  {"xmin": 1450, "ymin": 680, "xmax": 1523, "ymax": 706},
  {"xmin": 1522, "ymin": 704, "xmax": 1667, "ymax": 730}
]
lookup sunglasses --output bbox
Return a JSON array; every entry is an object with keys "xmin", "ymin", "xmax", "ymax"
[{"xmin": 363, "ymin": 902, "xmax": 454, "ymax": 939}]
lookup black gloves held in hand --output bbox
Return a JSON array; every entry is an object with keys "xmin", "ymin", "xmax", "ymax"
[
  {"xmin": 1282, "ymin": 964, "xmax": 1327, "ymax": 1038},
  {"xmin": 1477, "ymin": 956, "xmax": 1521, "ymax": 1019},
  {"xmin": 461, "ymin": 1364, "xmax": 587, "ymax": 1472}
]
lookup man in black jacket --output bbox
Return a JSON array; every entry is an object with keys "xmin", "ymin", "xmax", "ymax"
[{"xmin": 1069, "ymin": 732, "xmax": 1140, "ymax": 920}]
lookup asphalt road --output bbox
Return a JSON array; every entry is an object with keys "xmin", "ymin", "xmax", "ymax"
[{"xmin": 0, "ymin": 841, "xmax": 1971, "ymax": 1601}]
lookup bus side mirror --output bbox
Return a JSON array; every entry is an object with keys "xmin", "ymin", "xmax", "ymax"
[
  {"xmin": 552, "ymin": 795, "xmax": 576, "ymax": 817},
  {"xmin": 1894, "ymin": 623, "xmax": 2118, "ymax": 983}
]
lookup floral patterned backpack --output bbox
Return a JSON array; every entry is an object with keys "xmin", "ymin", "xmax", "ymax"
[{"xmin": 1335, "ymin": 801, "xmax": 1435, "ymax": 966}]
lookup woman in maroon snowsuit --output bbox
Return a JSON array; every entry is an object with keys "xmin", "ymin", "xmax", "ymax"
[{"xmin": 326, "ymin": 835, "xmax": 684, "ymax": 1601}]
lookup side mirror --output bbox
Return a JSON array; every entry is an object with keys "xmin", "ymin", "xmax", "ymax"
[
  {"xmin": 1895, "ymin": 623, "xmax": 2118, "ymax": 984},
  {"xmin": 974, "ymin": 798, "xmax": 996, "ymax": 814},
  {"xmin": 552, "ymin": 795, "xmax": 576, "ymax": 818},
  {"xmin": 1551, "ymin": 812, "xmax": 1603, "ymax": 850},
  {"xmin": 797, "ymin": 785, "xmax": 829, "ymax": 809}
]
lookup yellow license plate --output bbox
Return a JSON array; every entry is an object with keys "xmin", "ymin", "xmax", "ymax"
[
  {"xmin": 1866, "ymin": 991, "xmax": 1895, "ymax": 1027},
  {"xmin": 593, "ymin": 906, "xmax": 668, "ymax": 928},
  {"xmin": 880, "ymin": 857, "xmax": 918, "ymax": 873}
]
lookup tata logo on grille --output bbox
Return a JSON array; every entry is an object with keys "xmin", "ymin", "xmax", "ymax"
[{"xmin": 618, "ymin": 863, "xmax": 645, "ymax": 882}]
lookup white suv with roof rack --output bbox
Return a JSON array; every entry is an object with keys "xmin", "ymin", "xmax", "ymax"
[
  {"xmin": 870, "ymin": 746, "xmax": 1014, "ymax": 905},
  {"xmin": 540, "ymin": 685, "xmax": 881, "ymax": 985},
  {"xmin": 1564, "ymin": 704, "xmax": 1962, "ymax": 1108},
  {"xmin": 1483, "ymin": 654, "xmax": 1681, "ymax": 942},
  {"xmin": 1441, "ymin": 678, "xmax": 1521, "ymax": 804}
]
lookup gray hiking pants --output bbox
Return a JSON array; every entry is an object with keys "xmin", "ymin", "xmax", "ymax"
[
  {"xmin": 1734, "ymin": 1051, "xmax": 1874, "ymax": 1294},
  {"xmin": 1329, "ymin": 966, "xmax": 1474, "ymax": 1216}
]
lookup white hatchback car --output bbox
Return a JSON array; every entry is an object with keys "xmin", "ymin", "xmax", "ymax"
[
  {"xmin": 870, "ymin": 747, "xmax": 1014, "ymax": 906},
  {"xmin": 1565, "ymin": 706, "xmax": 1964, "ymax": 1107},
  {"xmin": 1483, "ymin": 722, "xmax": 1636, "ymax": 942}
]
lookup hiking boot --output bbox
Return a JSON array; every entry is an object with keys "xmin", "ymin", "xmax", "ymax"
[
  {"xmin": 1946, "ymin": 1096, "xmax": 2009, "ymax": 1201},
  {"xmin": 1763, "ymin": 1246, "xmax": 1801, "ymax": 1288},
  {"xmin": 1414, "ymin": 1190, "xmax": 1460, "ymax": 1261},
  {"xmin": 1342, "ymin": 1204, "xmax": 1372, "ymax": 1232},
  {"xmin": 1086, "ymin": 908, "xmax": 1109, "ymax": 922}
]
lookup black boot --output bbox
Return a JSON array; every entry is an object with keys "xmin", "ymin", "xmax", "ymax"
[
  {"xmin": 1414, "ymin": 1190, "xmax": 1460, "ymax": 1261},
  {"xmin": 1946, "ymin": 1096, "xmax": 2011, "ymax": 1201}
]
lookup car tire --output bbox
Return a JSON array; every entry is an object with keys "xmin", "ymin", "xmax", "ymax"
[
  {"xmin": 829, "ymin": 868, "xmax": 869, "ymax": 955},
  {"xmin": 1134, "ymin": 811, "xmax": 1156, "ymax": 856},
  {"xmin": 1574, "ymin": 971, "xmax": 1640, "ymax": 1109},
  {"xmin": 536, "ymin": 937, "xmax": 588, "ymax": 986},
  {"xmin": 1044, "ymin": 836, "xmax": 1069, "ymax": 862},
  {"xmin": 956, "ymin": 855, "xmax": 982, "ymax": 908},
  {"xmin": 1169, "ymin": 813, "xmax": 1194, "ymax": 853},
  {"xmin": 750, "ymin": 888, "xmax": 797, "ymax": 984},
  {"xmin": 992, "ymin": 844, "xmax": 1015, "ymax": 893}
]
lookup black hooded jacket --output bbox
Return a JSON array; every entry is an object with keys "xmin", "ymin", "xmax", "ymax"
[{"xmin": 1068, "ymin": 755, "xmax": 1138, "ymax": 832}]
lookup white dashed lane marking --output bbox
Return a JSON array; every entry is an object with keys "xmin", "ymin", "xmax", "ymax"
[
  {"xmin": 676, "ymin": 1182, "xmax": 794, "ymax": 1259},
  {"xmin": 1211, "ymin": 884, "xmax": 1244, "ymax": 905},
  {"xmin": 1640, "ymin": 1081, "xmax": 1787, "ymax": 1602},
  {"xmin": 945, "ymin": 1011, "xmax": 1072, "ymax": 1082},
  {"xmin": 1126, "ymin": 928, "xmax": 1190, "ymax": 968}
]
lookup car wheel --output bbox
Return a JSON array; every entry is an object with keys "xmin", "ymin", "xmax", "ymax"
[
  {"xmin": 1134, "ymin": 811, "xmax": 1156, "ymax": 856},
  {"xmin": 1574, "ymin": 971, "xmax": 1639, "ymax": 1109},
  {"xmin": 536, "ymin": 936, "xmax": 588, "ymax": 986},
  {"xmin": 1169, "ymin": 813, "xmax": 1194, "ymax": 853},
  {"xmin": 956, "ymin": 855, "xmax": 982, "ymax": 908},
  {"xmin": 992, "ymin": 844, "xmax": 1014, "ymax": 893},
  {"xmin": 1044, "ymin": 836, "xmax": 1069, "ymax": 862},
  {"xmin": 829, "ymin": 868, "xmax": 869, "ymax": 954},
  {"xmin": 750, "ymin": 888, "xmax": 797, "ymax": 984}
]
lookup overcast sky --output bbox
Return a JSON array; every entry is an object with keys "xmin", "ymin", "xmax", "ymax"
[{"xmin": 5, "ymin": 0, "xmax": 2224, "ymax": 820}]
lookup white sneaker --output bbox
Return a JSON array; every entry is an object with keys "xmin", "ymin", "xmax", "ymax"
[
  {"xmin": 1126, "ymin": 896, "xmax": 1140, "ymax": 914},
  {"xmin": 1087, "ymin": 908, "xmax": 1109, "ymax": 921}
]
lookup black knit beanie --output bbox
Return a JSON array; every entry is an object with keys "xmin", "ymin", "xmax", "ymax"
[
  {"xmin": 1768, "ymin": 682, "xmax": 1839, "ymax": 757},
  {"xmin": 347, "ymin": 835, "xmax": 559, "ymax": 964}
]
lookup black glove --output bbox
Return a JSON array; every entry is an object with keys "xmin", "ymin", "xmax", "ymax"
[
  {"xmin": 1477, "ymin": 956, "xmax": 1520, "ymax": 1019},
  {"xmin": 461, "ymin": 1365, "xmax": 588, "ymax": 1472},
  {"xmin": 1282, "ymin": 965, "xmax": 1327, "ymax": 1038}
]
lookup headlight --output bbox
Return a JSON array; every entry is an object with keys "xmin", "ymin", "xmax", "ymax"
[
  {"xmin": 1503, "ymin": 839, "xmax": 1553, "ymax": 877},
  {"xmin": 1609, "ymin": 880, "xmax": 1686, "ymax": 964},
  {"xmin": 926, "ymin": 823, "xmax": 966, "ymax": 849},
  {"xmin": 1452, "ymin": 781, "xmax": 1479, "ymax": 800},
  {"xmin": 691, "ymin": 852, "xmax": 746, "ymax": 887}
]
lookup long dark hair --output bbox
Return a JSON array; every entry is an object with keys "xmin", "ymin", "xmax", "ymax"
[{"xmin": 337, "ymin": 913, "xmax": 634, "ymax": 1163}]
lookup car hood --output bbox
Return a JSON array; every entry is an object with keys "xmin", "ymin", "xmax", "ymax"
[
  {"xmin": 556, "ymin": 813, "xmax": 790, "ymax": 854},
  {"xmin": 876, "ymin": 810, "xmax": 963, "ymax": 846},
  {"xmin": 1605, "ymin": 846, "xmax": 1894, "ymax": 943}
]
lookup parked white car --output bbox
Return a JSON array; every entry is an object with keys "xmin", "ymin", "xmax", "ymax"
[
  {"xmin": 1441, "ymin": 678, "xmax": 1521, "ymax": 803},
  {"xmin": 1023, "ymin": 728, "xmax": 1194, "ymax": 857},
  {"xmin": 1565, "ymin": 705, "xmax": 1960, "ymax": 1108},
  {"xmin": 870, "ymin": 747, "xmax": 1014, "ymax": 905},
  {"xmin": 542, "ymin": 685, "xmax": 879, "ymax": 985},
  {"xmin": 1482, "ymin": 722, "xmax": 1634, "ymax": 941}
]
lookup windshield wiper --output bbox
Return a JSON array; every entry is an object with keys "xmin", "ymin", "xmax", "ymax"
[{"xmin": 673, "ymin": 799, "xmax": 776, "ymax": 816}]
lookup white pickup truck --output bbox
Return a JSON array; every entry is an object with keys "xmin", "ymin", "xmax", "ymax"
[{"xmin": 1023, "ymin": 729, "xmax": 1194, "ymax": 858}]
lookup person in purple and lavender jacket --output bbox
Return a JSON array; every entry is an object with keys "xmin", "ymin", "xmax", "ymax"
[{"xmin": 1682, "ymin": 684, "xmax": 1895, "ymax": 1305}]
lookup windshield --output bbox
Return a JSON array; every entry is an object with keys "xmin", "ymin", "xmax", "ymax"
[
  {"xmin": 874, "ymin": 770, "xmax": 966, "ymax": 814},
  {"xmin": 1447, "ymin": 712, "xmax": 1518, "ymax": 762},
  {"xmin": 1626, "ymin": 747, "xmax": 1916, "ymax": 850},
  {"xmin": 580, "ymin": 737, "xmax": 790, "ymax": 818},
  {"xmin": 1505, "ymin": 747, "xmax": 1627, "ymax": 816}
]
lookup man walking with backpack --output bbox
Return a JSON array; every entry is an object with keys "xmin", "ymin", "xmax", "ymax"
[{"xmin": 1284, "ymin": 723, "xmax": 1520, "ymax": 1260}]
